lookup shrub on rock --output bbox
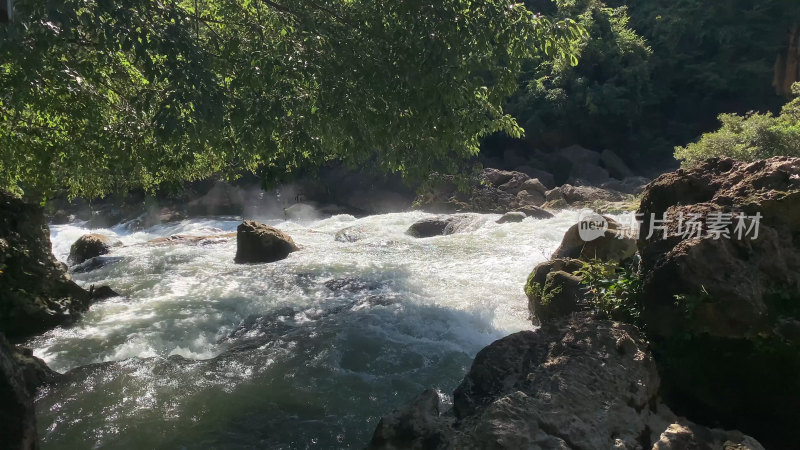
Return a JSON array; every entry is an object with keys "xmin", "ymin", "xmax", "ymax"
[{"xmin": 234, "ymin": 220, "xmax": 299, "ymax": 264}]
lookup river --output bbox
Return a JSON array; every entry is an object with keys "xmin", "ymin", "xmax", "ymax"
[{"xmin": 26, "ymin": 210, "xmax": 580, "ymax": 449}]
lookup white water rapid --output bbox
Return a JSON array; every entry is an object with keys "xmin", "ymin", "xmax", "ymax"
[{"xmin": 27, "ymin": 210, "xmax": 582, "ymax": 449}]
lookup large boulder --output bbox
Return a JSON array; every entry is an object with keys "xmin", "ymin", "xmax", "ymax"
[
  {"xmin": 68, "ymin": 233, "xmax": 121, "ymax": 265},
  {"xmin": 234, "ymin": 221, "xmax": 299, "ymax": 264},
  {"xmin": 552, "ymin": 215, "xmax": 637, "ymax": 262},
  {"xmin": 0, "ymin": 192, "xmax": 92, "ymax": 339},
  {"xmin": 368, "ymin": 314, "xmax": 762, "ymax": 450},
  {"xmin": 636, "ymin": 157, "xmax": 800, "ymax": 447}
]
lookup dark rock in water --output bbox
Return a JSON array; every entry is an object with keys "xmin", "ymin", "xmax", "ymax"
[
  {"xmin": 68, "ymin": 233, "xmax": 122, "ymax": 265},
  {"xmin": 324, "ymin": 278, "xmax": 375, "ymax": 293},
  {"xmin": 0, "ymin": 333, "xmax": 58, "ymax": 450},
  {"xmin": 70, "ymin": 256, "xmax": 124, "ymax": 274},
  {"xmin": 495, "ymin": 211, "xmax": 526, "ymax": 224},
  {"xmin": 334, "ymin": 226, "xmax": 365, "ymax": 243},
  {"xmin": 143, "ymin": 233, "xmax": 236, "ymax": 247},
  {"xmin": 406, "ymin": 216, "xmax": 474, "ymax": 238},
  {"xmin": 234, "ymin": 220, "xmax": 299, "ymax": 264},
  {"xmin": 49, "ymin": 209, "xmax": 72, "ymax": 225},
  {"xmin": 525, "ymin": 258, "xmax": 587, "ymax": 324},
  {"xmin": 368, "ymin": 314, "xmax": 763, "ymax": 450},
  {"xmin": 89, "ymin": 285, "xmax": 120, "ymax": 300},
  {"xmin": 552, "ymin": 215, "xmax": 637, "ymax": 262},
  {"xmin": 636, "ymin": 157, "xmax": 800, "ymax": 447},
  {"xmin": 0, "ymin": 192, "xmax": 91, "ymax": 339}
]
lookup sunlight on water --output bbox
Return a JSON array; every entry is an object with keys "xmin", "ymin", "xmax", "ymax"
[{"xmin": 29, "ymin": 210, "xmax": 581, "ymax": 449}]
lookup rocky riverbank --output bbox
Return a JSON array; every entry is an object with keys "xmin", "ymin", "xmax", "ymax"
[{"xmin": 371, "ymin": 157, "xmax": 800, "ymax": 449}]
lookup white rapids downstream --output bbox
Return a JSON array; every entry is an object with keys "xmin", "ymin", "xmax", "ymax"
[{"xmin": 26, "ymin": 210, "xmax": 583, "ymax": 449}]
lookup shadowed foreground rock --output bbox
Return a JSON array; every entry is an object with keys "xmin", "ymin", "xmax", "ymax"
[
  {"xmin": 636, "ymin": 157, "xmax": 800, "ymax": 446},
  {"xmin": 1, "ymin": 334, "xmax": 60, "ymax": 450},
  {"xmin": 368, "ymin": 314, "xmax": 762, "ymax": 450},
  {"xmin": 0, "ymin": 192, "xmax": 91, "ymax": 339},
  {"xmin": 234, "ymin": 220, "xmax": 298, "ymax": 264}
]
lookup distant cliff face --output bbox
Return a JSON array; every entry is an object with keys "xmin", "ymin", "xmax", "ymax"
[
  {"xmin": 0, "ymin": 192, "xmax": 90, "ymax": 339},
  {"xmin": 774, "ymin": 25, "xmax": 800, "ymax": 96}
]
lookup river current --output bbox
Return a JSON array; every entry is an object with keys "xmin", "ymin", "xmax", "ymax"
[{"xmin": 26, "ymin": 210, "xmax": 581, "ymax": 449}]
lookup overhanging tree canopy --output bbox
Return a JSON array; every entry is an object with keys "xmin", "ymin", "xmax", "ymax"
[{"xmin": 0, "ymin": 0, "xmax": 582, "ymax": 199}]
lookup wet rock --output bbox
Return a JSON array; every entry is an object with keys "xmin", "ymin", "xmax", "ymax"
[
  {"xmin": 406, "ymin": 215, "xmax": 476, "ymax": 238},
  {"xmin": 552, "ymin": 216, "xmax": 637, "ymax": 262},
  {"xmin": 234, "ymin": 220, "xmax": 299, "ymax": 264},
  {"xmin": 368, "ymin": 314, "xmax": 763, "ymax": 450},
  {"xmin": 68, "ymin": 233, "xmax": 122, "ymax": 265},
  {"xmin": 0, "ymin": 192, "xmax": 91, "ymax": 339},
  {"xmin": 525, "ymin": 258, "xmax": 587, "ymax": 323},
  {"xmin": 70, "ymin": 256, "xmax": 124, "ymax": 274},
  {"xmin": 89, "ymin": 285, "xmax": 120, "ymax": 300},
  {"xmin": 495, "ymin": 211, "xmax": 526, "ymax": 224}
]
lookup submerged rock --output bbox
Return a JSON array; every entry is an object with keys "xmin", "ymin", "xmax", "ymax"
[
  {"xmin": 513, "ymin": 205, "xmax": 554, "ymax": 219},
  {"xmin": 89, "ymin": 285, "xmax": 120, "ymax": 300},
  {"xmin": 406, "ymin": 215, "xmax": 478, "ymax": 238},
  {"xmin": 368, "ymin": 314, "xmax": 762, "ymax": 450},
  {"xmin": 234, "ymin": 220, "xmax": 299, "ymax": 264},
  {"xmin": 68, "ymin": 233, "xmax": 121, "ymax": 265},
  {"xmin": 0, "ymin": 192, "xmax": 91, "ymax": 339},
  {"xmin": 495, "ymin": 211, "xmax": 526, "ymax": 224}
]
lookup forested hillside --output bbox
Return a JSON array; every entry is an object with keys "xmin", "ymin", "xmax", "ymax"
[{"xmin": 500, "ymin": 0, "xmax": 800, "ymax": 167}]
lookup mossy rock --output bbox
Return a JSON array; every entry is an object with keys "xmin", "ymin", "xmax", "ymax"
[{"xmin": 525, "ymin": 259, "xmax": 587, "ymax": 324}]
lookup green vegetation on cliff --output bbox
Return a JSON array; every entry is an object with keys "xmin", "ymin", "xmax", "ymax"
[{"xmin": 676, "ymin": 83, "xmax": 800, "ymax": 165}]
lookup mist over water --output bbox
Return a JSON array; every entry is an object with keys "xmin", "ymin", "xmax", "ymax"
[{"xmin": 28, "ymin": 210, "xmax": 581, "ymax": 449}]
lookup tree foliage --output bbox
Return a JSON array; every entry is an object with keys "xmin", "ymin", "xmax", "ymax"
[
  {"xmin": 500, "ymin": 0, "xmax": 800, "ymax": 164},
  {"xmin": 0, "ymin": 0, "xmax": 583, "ymax": 199},
  {"xmin": 620, "ymin": 0, "xmax": 800, "ymax": 151},
  {"xmin": 675, "ymin": 83, "xmax": 800, "ymax": 165},
  {"xmin": 507, "ymin": 0, "xmax": 652, "ymax": 155}
]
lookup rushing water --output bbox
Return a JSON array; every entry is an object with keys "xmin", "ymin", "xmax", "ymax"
[{"xmin": 26, "ymin": 210, "xmax": 581, "ymax": 449}]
